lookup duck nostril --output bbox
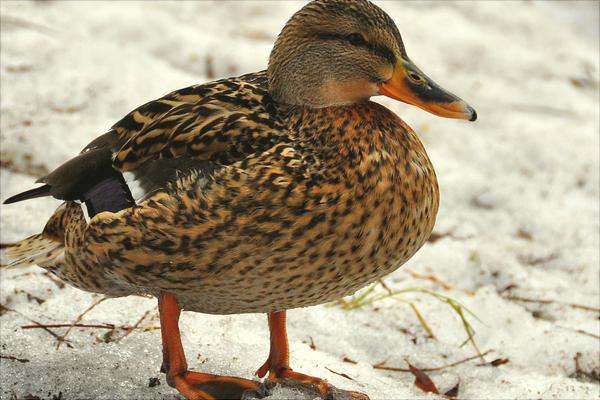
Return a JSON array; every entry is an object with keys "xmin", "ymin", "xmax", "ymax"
[{"xmin": 408, "ymin": 72, "xmax": 422, "ymax": 82}]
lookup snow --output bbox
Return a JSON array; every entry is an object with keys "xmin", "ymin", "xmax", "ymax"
[{"xmin": 1, "ymin": 1, "xmax": 598, "ymax": 399}]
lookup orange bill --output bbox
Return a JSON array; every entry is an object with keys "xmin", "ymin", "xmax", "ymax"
[{"xmin": 379, "ymin": 59, "xmax": 477, "ymax": 121}]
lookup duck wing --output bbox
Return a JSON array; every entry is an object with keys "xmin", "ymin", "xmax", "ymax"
[
  {"xmin": 112, "ymin": 71, "xmax": 286, "ymax": 172},
  {"xmin": 4, "ymin": 71, "xmax": 288, "ymax": 216}
]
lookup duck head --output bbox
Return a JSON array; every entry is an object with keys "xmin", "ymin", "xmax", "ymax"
[{"xmin": 268, "ymin": 0, "xmax": 476, "ymax": 121}]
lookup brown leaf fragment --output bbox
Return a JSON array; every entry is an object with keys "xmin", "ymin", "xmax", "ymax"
[
  {"xmin": 515, "ymin": 229, "xmax": 533, "ymax": 241},
  {"xmin": 325, "ymin": 366, "xmax": 354, "ymax": 381},
  {"xmin": 573, "ymin": 352, "xmax": 600, "ymax": 382},
  {"xmin": 490, "ymin": 358, "xmax": 510, "ymax": 367},
  {"xmin": 26, "ymin": 293, "xmax": 45, "ymax": 305},
  {"xmin": 569, "ymin": 76, "xmax": 599, "ymax": 90},
  {"xmin": 14, "ymin": 289, "xmax": 45, "ymax": 305},
  {"xmin": 406, "ymin": 360, "xmax": 439, "ymax": 394},
  {"xmin": 308, "ymin": 336, "xmax": 316, "ymax": 350},
  {"xmin": 500, "ymin": 284, "xmax": 518, "ymax": 292},
  {"xmin": 444, "ymin": 382, "xmax": 459, "ymax": 398},
  {"xmin": 343, "ymin": 356, "xmax": 358, "ymax": 365},
  {"xmin": 476, "ymin": 356, "xmax": 509, "ymax": 367},
  {"xmin": 0, "ymin": 303, "xmax": 11, "ymax": 316},
  {"xmin": 148, "ymin": 377, "xmax": 161, "ymax": 387},
  {"xmin": 97, "ymin": 328, "xmax": 117, "ymax": 343}
]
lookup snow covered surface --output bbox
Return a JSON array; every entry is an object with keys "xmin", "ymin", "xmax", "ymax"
[{"xmin": 1, "ymin": 1, "xmax": 598, "ymax": 399}]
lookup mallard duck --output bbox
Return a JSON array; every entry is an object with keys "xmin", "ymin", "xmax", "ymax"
[{"xmin": 2, "ymin": 0, "xmax": 476, "ymax": 398}]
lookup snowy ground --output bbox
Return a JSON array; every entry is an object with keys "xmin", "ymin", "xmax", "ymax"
[{"xmin": 1, "ymin": 1, "xmax": 598, "ymax": 399}]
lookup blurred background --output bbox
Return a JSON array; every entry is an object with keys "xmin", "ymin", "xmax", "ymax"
[{"xmin": 1, "ymin": 1, "xmax": 598, "ymax": 399}]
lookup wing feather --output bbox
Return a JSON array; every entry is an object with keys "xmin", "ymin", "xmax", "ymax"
[{"xmin": 111, "ymin": 71, "xmax": 288, "ymax": 173}]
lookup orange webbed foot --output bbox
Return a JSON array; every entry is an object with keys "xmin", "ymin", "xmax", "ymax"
[
  {"xmin": 169, "ymin": 371, "xmax": 260, "ymax": 400},
  {"xmin": 256, "ymin": 311, "xmax": 370, "ymax": 400}
]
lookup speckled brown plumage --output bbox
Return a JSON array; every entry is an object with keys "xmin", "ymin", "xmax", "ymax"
[
  {"xmin": 3, "ymin": 1, "xmax": 476, "ymax": 398},
  {"xmin": 40, "ymin": 71, "xmax": 439, "ymax": 314}
]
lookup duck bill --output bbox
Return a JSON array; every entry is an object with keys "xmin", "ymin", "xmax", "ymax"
[{"xmin": 378, "ymin": 59, "xmax": 477, "ymax": 121}]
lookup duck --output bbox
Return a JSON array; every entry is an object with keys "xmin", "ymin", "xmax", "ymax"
[{"xmin": 1, "ymin": 0, "xmax": 476, "ymax": 399}]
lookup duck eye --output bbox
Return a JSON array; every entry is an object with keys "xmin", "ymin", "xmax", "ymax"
[{"xmin": 346, "ymin": 33, "xmax": 367, "ymax": 46}]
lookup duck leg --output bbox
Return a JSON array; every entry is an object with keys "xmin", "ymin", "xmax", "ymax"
[
  {"xmin": 158, "ymin": 292, "xmax": 260, "ymax": 400},
  {"xmin": 255, "ymin": 311, "xmax": 369, "ymax": 400}
]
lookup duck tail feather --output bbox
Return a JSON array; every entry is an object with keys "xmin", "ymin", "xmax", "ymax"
[
  {"xmin": 0, "ymin": 233, "xmax": 64, "ymax": 269},
  {"xmin": 3, "ymin": 184, "xmax": 52, "ymax": 205}
]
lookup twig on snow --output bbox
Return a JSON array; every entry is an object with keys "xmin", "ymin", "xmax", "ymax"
[
  {"xmin": 56, "ymin": 296, "xmax": 107, "ymax": 349},
  {"xmin": 502, "ymin": 295, "xmax": 600, "ymax": 313},
  {"xmin": 403, "ymin": 268, "xmax": 453, "ymax": 290},
  {"xmin": 325, "ymin": 367, "xmax": 354, "ymax": 381},
  {"xmin": 22, "ymin": 323, "xmax": 116, "ymax": 330},
  {"xmin": 26, "ymin": 320, "xmax": 73, "ymax": 348},
  {"xmin": 0, "ymin": 354, "xmax": 30, "ymax": 363},
  {"xmin": 373, "ymin": 349, "xmax": 493, "ymax": 373},
  {"xmin": 114, "ymin": 309, "xmax": 153, "ymax": 343}
]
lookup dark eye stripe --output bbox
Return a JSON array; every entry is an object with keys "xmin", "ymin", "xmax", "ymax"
[
  {"xmin": 314, "ymin": 32, "xmax": 346, "ymax": 42},
  {"xmin": 314, "ymin": 32, "xmax": 396, "ymax": 65},
  {"xmin": 373, "ymin": 45, "xmax": 396, "ymax": 65}
]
